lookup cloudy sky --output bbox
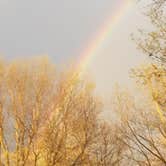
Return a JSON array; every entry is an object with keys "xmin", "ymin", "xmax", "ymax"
[{"xmin": 0, "ymin": 0, "xmax": 151, "ymax": 95}]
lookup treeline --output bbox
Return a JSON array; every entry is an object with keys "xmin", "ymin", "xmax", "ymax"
[
  {"xmin": 0, "ymin": 57, "xmax": 124, "ymax": 165},
  {"xmin": 0, "ymin": 0, "xmax": 166, "ymax": 165}
]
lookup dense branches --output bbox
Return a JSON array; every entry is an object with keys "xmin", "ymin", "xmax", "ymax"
[{"xmin": 0, "ymin": 58, "xmax": 125, "ymax": 166}]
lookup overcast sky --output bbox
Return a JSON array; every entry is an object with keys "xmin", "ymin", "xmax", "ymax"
[
  {"xmin": 0, "ymin": 0, "xmax": 152, "ymax": 95},
  {"xmin": 0, "ymin": 0, "xmax": 119, "ymax": 59}
]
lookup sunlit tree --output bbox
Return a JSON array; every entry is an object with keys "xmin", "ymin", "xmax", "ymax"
[{"xmin": 110, "ymin": 1, "xmax": 166, "ymax": 164}]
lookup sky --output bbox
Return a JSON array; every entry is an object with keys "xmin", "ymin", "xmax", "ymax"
[{"xmin": 0, "ymin": 0, "xmax": 152, "ymax": 96}]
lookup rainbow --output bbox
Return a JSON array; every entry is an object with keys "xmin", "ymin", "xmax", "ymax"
[
  {"xmin": 76, "ymin": 0, "xmax": 134, "ymax": 74},
  {"xmin": 39, "ymin": 1, "xmax": 135, "ymax": 132}
]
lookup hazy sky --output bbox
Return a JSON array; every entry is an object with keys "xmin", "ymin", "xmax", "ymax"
[
  {"xmin": 0, "ymin": 0, "xmax": 151, "ymax": 95},
  {"xmin": 0, "ymin": 0, "xmax": 118, "ymax": 59}
]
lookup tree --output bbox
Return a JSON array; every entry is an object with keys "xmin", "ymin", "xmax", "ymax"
[
  {"xmin": 0, "ymin": 57, "xmax": 125, "ymax": 166},
  {"xmin": 0, "ymin": 57, "xmax": 56, "ymax": 165},
  {"xmin": 111, "ymin": 1, "xmax": 166, "ymax": 164},
  {"xmin": 133, "ymin": 0, "xmax": 166, "ymax": 65},
  {"xmin": 111, "ymin": 85, "xmax": 166, "ymax": 165},
  {"xmin": 40, "ymin": 70, "xmax": 125, "ymax": 166}
]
